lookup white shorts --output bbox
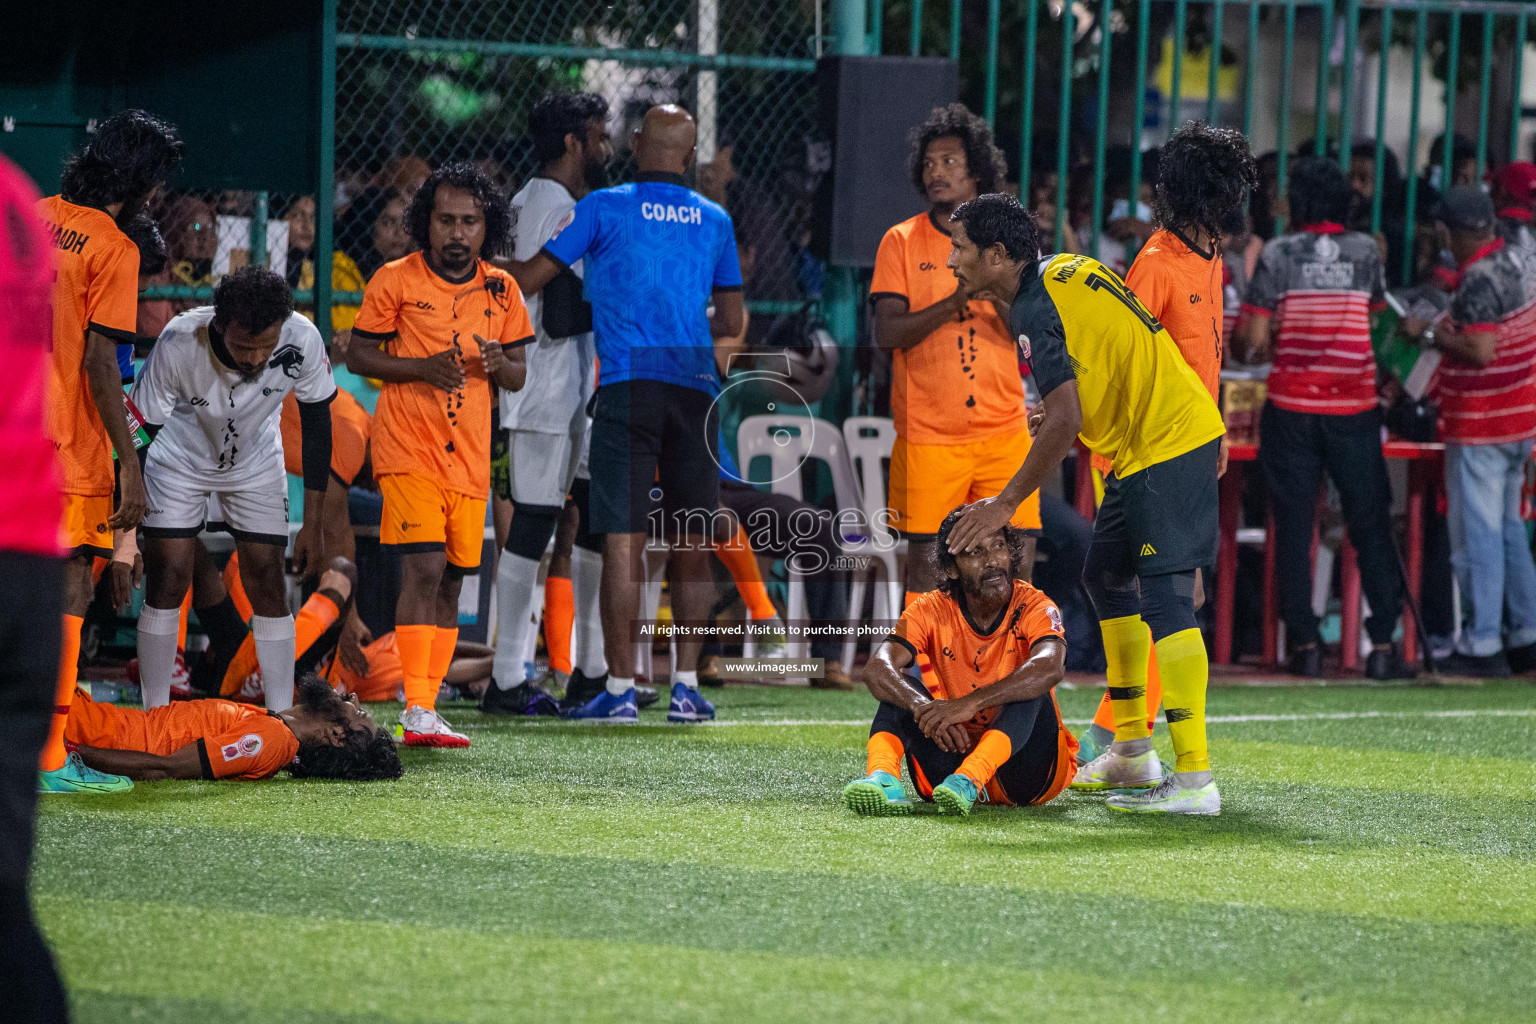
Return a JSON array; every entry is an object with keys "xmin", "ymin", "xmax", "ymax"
[
  {"xmin": 140, "ymin": 462, "xmax": 290, "ymax": 546},
  {"xmin": 507, "ymin": 428, "xmax": 583, "ymax": 510}
]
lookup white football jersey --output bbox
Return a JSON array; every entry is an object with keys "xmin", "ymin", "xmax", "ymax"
[
  {"xmin": 133, "ymin": 307, "xmax": 336, "ymax": 489},
  {"xmin": 500, "ymin": 176, "xmax": 596, "ymax": 435}
]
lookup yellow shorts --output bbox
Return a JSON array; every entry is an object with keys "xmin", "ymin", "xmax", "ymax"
[
  {"xmin": 59, "ymin": 493, "xmax": 113, "ymax": 556},
  {"xmin": 888, "ymin": 429, "xmax": 1041, "ymax": 536},
  {"xmin": 378, "ymin": 473, "xmax": 487, "ymax": 570}
]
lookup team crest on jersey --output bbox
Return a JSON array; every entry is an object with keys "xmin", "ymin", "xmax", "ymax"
[
  {"xmin": 484, "ymin": 275, "xmax": 512, "ymax": 311},
  {"xmin": 268, "ymin": 346, "xmax": 305, "ymax": 379},
  {"xmin": 1046, "ymin": 606, "xmax": 1063, "ymax": 635},
  {"xmin": 1312, "ymin": 234, "xmax": 1340, "ymax": 263},
  {"xmin": 222, "ymin": 733, "xmax": 263, "ymax": 761},
  {"xmin": 1016, "ymin": 333, "xmax": 1031, "ymax": 360}
]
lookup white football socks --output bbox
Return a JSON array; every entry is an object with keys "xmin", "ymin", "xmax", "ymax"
[
  {"xmin": 571, "ymin": 546, "xmax": 608, "ymax": 678},
  {"xmin": 135, "ymin": 603, "xmax": 181, "ymax": 710},
  {"xmin": 492, "ymin": 552, "xmax": 541, "ymax": 690},
  {"xmin": 251, "ymin": 614, "xmax": 296, "ymax": 711},
  {"xmin": 606, "ymin": 675, "xmax": 635, "ymax": 696}
]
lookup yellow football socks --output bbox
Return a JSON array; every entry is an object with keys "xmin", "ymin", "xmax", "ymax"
[
  {"xmin": 1154, "ymin": 627, "xmax": 1210, "ymax": 773},
  {"xmin": 1092, "ymin": 646, "xmax": 1163, "ymax": 736},
  {"xmin": 1101, "ymin": 615, "xmax": 1153, "ymax": 742}
]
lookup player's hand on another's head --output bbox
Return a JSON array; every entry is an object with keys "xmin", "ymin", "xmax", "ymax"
[
  {"xmin": 417, "ymin": 349, "xmax": 466, "ymax": 391},
  {"xmin": 946, "ymin": 497, "xmax": 1012, "ymax": 555}
]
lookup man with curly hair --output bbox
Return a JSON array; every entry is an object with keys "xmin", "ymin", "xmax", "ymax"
[
  {"xmin": 843, "ymin": 507, "xmax": 1076, "ymax": 816},
  {"xmin": 1074, "ymin": 121, "xmax": 1256, "ymax": 785},
  {"xmin": 37, "ymin": 108, "xmax": 183, "ymax": 794},
  {"xmin": 64, "ymin": 673, "xmax": 401, "ymax": 782},
  {"xmin": 132, "ymin": 267, "xmax": 336, "ymax": 715},
  {"xmin": 347, "ymin": 163, "xmax": 530, "ymax": 746},
  {"xmin": 869, "ymin": 104, "xmax": 1040, "ymax": 674}
]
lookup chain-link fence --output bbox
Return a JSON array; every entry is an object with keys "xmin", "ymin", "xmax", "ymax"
[
  {"xmin": 137, "ymin": 0, "xmax": 827, "ymax": 339},
  {"xmin": 332, "ymin": 0, "xmax": 825, "ymax": 306}
]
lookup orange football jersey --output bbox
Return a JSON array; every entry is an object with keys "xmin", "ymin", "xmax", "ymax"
[
  {"xmin": 893, "ymin": 580, "xmax": 1066, "ymax": 735},
  {"xmin": 869, "ymin": 212, "xmax": 1026, "ymax": 445},
  {"xmin": 352, "ymin": 252, "xmax": 532, "ymax": 496},
  {"xmin": 64, "ymin": 691, "xmax": 299, "ymax": 781},
  {"xmin": 38, "ymin": 196, "xmax": 140, "ymax": 496},
  {"xmin": 281, "ymin": 387, "xmax": 372, "ymax": 484}
]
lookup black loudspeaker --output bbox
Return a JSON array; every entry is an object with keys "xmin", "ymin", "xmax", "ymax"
[{"xmin": 812, "ymin": 56, "xmax": 959, "ymax": 268}]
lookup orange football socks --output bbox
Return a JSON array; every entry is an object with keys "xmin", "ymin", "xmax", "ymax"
[
  {"xmin": 865, "ymin": 731, "xmax": 904, "ymax": 778},
  {"xmin": 716, "ymin": 523, "xmax": 776, "ymax": 621},
  {"xmin": 396, "ymin": 623, "xmax": 437, "ymax": 710},
  {"xmin": 543, "ymin": 575, "xmax": 573, "ymax": 676},
  {"xmin": 40, "ymin": 614, "xmax": 85, "ymax": 772},
  {"xmin": 428, "ymin": 626, "xmax": 459, "ymax": 689}
]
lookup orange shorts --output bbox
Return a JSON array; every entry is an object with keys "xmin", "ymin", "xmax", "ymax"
[
  {"xmin": 328, "ymin": 630, "xmax": 404, "ymax": 702},
  {"xmin": 378, "ymin": 473, "xmax": 486, "ymax": 569},
  {"xmin": 888, "ymin": 428, "xmax": 1041, "ymax": 536},
  {"xmin": 59, "ymin": 493, "xmax": 114, "ymax": 556}
]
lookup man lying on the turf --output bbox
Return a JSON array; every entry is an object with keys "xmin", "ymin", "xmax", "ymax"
[
  {"xmin": 64, "ymin": 674, "xmax": 402, "ymax": 782},
  {"xmin": 844, "ymin": 508, "xmax": 1078, "ymax": 816}
]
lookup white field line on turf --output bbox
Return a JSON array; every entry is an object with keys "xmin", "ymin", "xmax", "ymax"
[
  {"xmin": 461, "ymin": 708, "xmax": 1536, "ymax": 729},
  {"xmin": 683, "ymin": 709, "xmax": 1536, "ymax": 728}
]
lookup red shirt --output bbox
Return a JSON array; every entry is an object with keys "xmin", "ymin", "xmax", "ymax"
[
  {"xmin": 1243, "ymin": 224, "xmax": 1387, "ymax": 415},
  {"xmin": 1437, "ymin": 238, "xmax": 1536, "ymax": 444},
  {"xmin": 0, "ymin": 156, "xmax": 62, "ymax": 556}
]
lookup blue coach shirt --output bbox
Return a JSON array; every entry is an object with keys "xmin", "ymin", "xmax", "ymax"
[{"xmin": 541, "ymin": 171, "xmax": 742, "ymax": 396}]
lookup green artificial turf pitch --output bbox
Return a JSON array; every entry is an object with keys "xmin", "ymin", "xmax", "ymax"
[{"xmin": 32, "ymin": 682, "xmax": 1536, "ymax": 1023}]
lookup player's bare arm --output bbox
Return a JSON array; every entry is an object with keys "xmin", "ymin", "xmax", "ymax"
[
  {"xmin": 75, "ymin": 743, "xmax": 203, "ymax": 782},
  {"xmin": 864, "ymin": 640, "xmax": 972, "ymax": 754},
  {"xmin": 1427, "ymin": 323, "xmax": 1497, "ymax": 367},
  {"xmin": 83, "ymin": 328, "xmax": 148, "ymax": 528},
  {"xmin": 913, "ymin": 637, "xmax": 1065, "ymax": 734},
  {"xmin": 346, "ymin": 340, "xmax": 465, "ymax": 391},
  {"xmin": 474, "ymin": 332, "xmax": 528, "ymax": 391},
  {"xmin": 948, "ymin": 380, "xmax": 1082, "ymax": 553},
  {"xmin": 709, "ymin": 288, "xmax": 744, "ymax": 339},
  {"xmin": 509, "ymin": 251, "xmax": 561, "ymax": 295},
  {"xmin": 871, "ymin": 289, "xmax": 967, "ymax": 352}
]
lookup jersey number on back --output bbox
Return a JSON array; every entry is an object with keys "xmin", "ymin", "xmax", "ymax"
[{"xmin": 1085, "ymin": 272, "xmax": 1163, "ymax": 335}]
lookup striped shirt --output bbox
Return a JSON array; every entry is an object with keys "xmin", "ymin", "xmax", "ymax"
[
  {"xmin": 1437, "ymin": 239, "xmax": 1536, "ymax": 445},
  {"xmin": 1242, "ymin": 224, "xmax": 1386, "ymax": 415}
]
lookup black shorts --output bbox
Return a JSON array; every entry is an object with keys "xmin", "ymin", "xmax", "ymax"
[
  {"xmin": 588, "ymin": 379, "xmax": 720, "ymax": 536},
  {"xmin": 1092, "ymin": 437, "xmax": 1219, "ymax": 578}
]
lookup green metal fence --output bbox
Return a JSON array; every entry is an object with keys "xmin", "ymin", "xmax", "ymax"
[
  {"xmin": 870, "ymin": 0, "xmax": 1535, "ymax": 289},
  {"xmin": 142, "ymin": 0, "xmax": 1536, "ymax": 338}
]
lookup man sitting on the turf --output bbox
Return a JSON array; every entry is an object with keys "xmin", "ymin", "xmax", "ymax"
[
  {"xmin": 844, "ymin": 508, "xmax": 1078, "ymax": 816},
  {"xmin": 64, "ymin": 674, "xmax": 402, "ymax": 782}
]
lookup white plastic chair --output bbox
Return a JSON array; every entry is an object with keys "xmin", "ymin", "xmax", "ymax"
[
  {"xmin": 735, "ymin": 415, "xmax": 900, "ymax": 671},
  {"xmin": 840, "ymin": 416, "xmax": 906, "ymax": 668}
]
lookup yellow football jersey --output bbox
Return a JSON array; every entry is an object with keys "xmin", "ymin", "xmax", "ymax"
[{"xmin": 1010, "ymin": 252, "xmax": 1224, "ymax": 478}]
